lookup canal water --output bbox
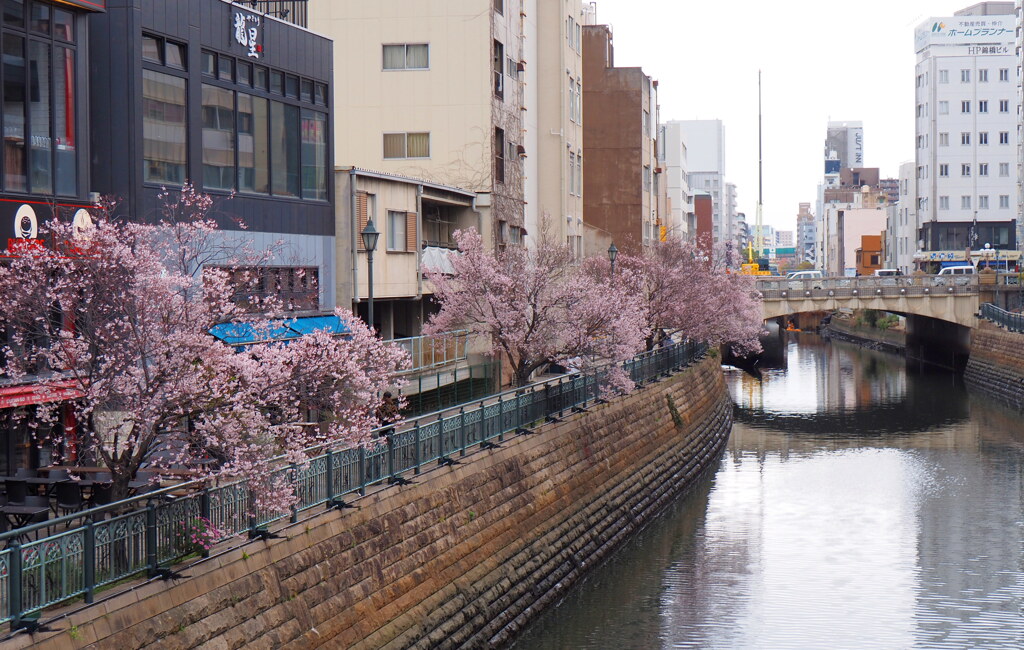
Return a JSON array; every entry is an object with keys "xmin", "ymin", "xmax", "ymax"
[{"xmin": 514, "ymin": 334, "xmax": 1024, "ymax": 649}]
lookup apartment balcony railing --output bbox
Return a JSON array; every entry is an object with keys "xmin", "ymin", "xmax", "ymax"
[
  {"xmin": 392, "ymin": 330, "xmax": 469, "ymax": 374},
  {"xmin": 0, "ymin": 340, "xmax": 707, "ymax": 631}
]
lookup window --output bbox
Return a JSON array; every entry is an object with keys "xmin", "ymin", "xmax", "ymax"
[
  {"xmin": 917, "ymin": 165, "xmax": 925, "ymax": 179},
  {"xmin": 939, "ymin": 101, "xmax": 949, "ymax": 114},
  {"xmin": 285, "ymin": 75, "xmax": 299, "ymax": 98},
  {"xmin": 979, "ymin": 100, "xmax": 988, "ymax": 113},
  {"xmin": 143, "ymin": 70, "xmax": 187, "ymax": 185},
  {"xmin": 270, "ymin": 70, "xmax": 284, "ymax": 94},
  {"xmin": 495, "ymin": 127, "xmax": 505, "ymax": 183},
  {"xmin": 493, "ymin": 40, "xmax": 504, "ymax": 98},
  {"xmin": 1000, "ymin": 195, "xmax": 1010, "ymax": 208},
  {"xmin": 201, "ymin": 50, "xmax": 215, "ymax": 76},
  {"xmin": 387, "ymin": 210, "xmax": 408, "ymax": 251},
  {"xmin": 939, "ymin": 164, "xmax": 949, "ymax": 177},
  {"xmin": 961, "ymin": 100, "xmax": 971, "ymax": 113},
  {"xmin": 493, "ymin": 0, "xmax": 503, "ymax": 14},
  {"xmin": 979, "ymin": 195, "xmax": 989, "ymax": 209},
  {"xmin": 939, "ymin": 196, "xmax": 949, "ymax": 210},
  {"xmin": 254, "ymin": 65, "xmax": 269, "ymax": 90},
  {"xmin": 506, "ymin": 56, "xmax": 517, "ymax": 79},
  {"xmin": 979, "ymin": 132, "xmax": 988, "ymax": 145},
  {"xmin": 218, "ymin": 55, "xmax": 234, "ymax": 81},
  {"xmin": 568, "ymin": 151, "xmax": 575, "ymax": 194},
  {"xmin": 961, "ymin": 69, "xmax": 970, "ymax": 82},
  {"xmin": 643, "ymin": 165, "xmax": 651, "ymax": 191},
  {"xmin": 576, "ymin": 148, "xmax": 582, "ymax": 195},
  {"xmin": 301, "ymin": 109, "xmax": 327, "ymax": 201},
  {"xmin": 979, "ymin": 69, "xmax": 988, "ymax": 82},
  {"xmin": 643, "ymin": 110, "xmax": 650, "ymax": 137},
  {"xmin": 202, "ymin": 84, "xmax": 235, "ymax": 191},
  {"xmin": 1000, "ymin": 162, "xmax": 1010, "ymax": 176},
  {"xmin": 939, "ymin": 132, "xmax": 949, "ymax": 146},
  {"xmin": 917, "ymin": 135, "xmax": 925, "ymax": 148},
  {"xmin": 939, "ymin": 69, "xmax": 949, "ymax": 83},
  {"xmin": 383, "ymin": 44, "xmax": 429, "ymax": 70},
  {"xmin": 568, "ymin": 75, "xmax": 576, "ymax": 122},
  {"xmin": 1000, "ymin": 68, "xmax": 1010, "ymax": 81},
  {"xmin": 271, "ymin": 101, "xmax": 299, "ymax": 196},
  {"xmin": 143, "ymin": 35, "xmax": 160, "ymax": 63},
  {"xmin": 1000, "ymin": 99, "xmax": 1010, "ymax": 113},
  {"xmin": 238, "ymin": 93, "xmax": 269, "ymax": 194},
  {"xmin": 1000, "ymin": 131, "xmax": 1010, "ymax": 144},
  {"xmin": 916, "ymin": 74, "xmax": 924, "ymax": 87},
  {"xmin": 961, "ymin": 164, "xmax": 971, "ymax": 176},
  {"xmin": 961, "ymin": 195, "xmax": 971, "ymax": 209},
  {"xmin": 916, "ymin": 104, "xmax": 924, "ymax": 118},
  {"xmin": 238, "ymin": 62, "xmax": 252, "ymax": 86},
  {"xmin": 979, "ymin": 163, "xmax": 989, "ymax": 176},
  {"xmin": 383, "ymin": 132, "xmax": 430, "ymax": 159},
  {"xmin": 961, "ymin": 132, "xmax": 971, "ymax": 145}
]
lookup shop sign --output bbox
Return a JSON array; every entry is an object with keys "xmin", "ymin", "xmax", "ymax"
[{"xmin": 233, "ymin": 11, "xmax": 263, "ymax": 59}]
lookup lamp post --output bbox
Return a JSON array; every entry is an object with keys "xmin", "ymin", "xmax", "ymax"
[
  {"xmin": 608, "ymin": 242, "xmax": 618, "ymax": 277},
  {"xmin": 361, "ymin": 219, "xmax": 380, "ymax": 330}
]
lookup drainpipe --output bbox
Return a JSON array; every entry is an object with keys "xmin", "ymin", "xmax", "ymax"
[
  {"xmin": 417, "ymin": 184, "xmax": 424, "ymax": 300},
  {"xmin": 350, "ymin": 168, "xmax": 359, "ymax": 314},
  {"xmin": 471, "ymin": 195, "xmax": 483, "ymax": 235}
]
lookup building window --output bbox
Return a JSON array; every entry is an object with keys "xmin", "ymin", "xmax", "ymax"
[
  {"xmin": 201, "ymin": 84, "xmax": 235, "ymax": 191},
  {"xmin": 217, "ymin": 266, "xmax": 320, "ymax": 313},
  {"xmin": 576, "ymin": 148, "xmax": 582, "ymax": 195},
  {"xmin": 961, "ymin": 132, "xmax": 971, "ymax": 145},
  {"xmin": 1000, "ymin": 194, "xmax": 1010, "ymax": 208},
  {"xmin": 238, "ymin": 93, "xmax": 269, "ymax": 194},
  {"xmin": 916, "ymin": 135, "xmax": 925, "ymax": 148},
  {"xmin": 979, "ymin": 100, "xmax": 988, "ymax": 113},
  {"xmin": 979, "ymin": 195, "xmax": 989, "ymax": 209},
  {"xmin": 387, "ymin": 210, "xmax": 408, "ymax": 251},
  {"xmin": 493, "ymin": 40, "xmax": 504, "ymax": 98},
  {"xmin": 494, "ymin": 127, "xmax": 505, "ymax": 183},
  {"xmin": 939, "ymin": 164, "xmax": 949, "ymax": 177},
  {"xmin": 1000, "ymin": 68, "xmax": 1010, "ymax": 81},
  {"xmin": 961, "ymin": 195, "xmax": 971, "ymax": 209},
  {"xmin": 301, "ymin": 109, "xmax": 327, "ymax": 201},
  {"xmin": 568, "ymin": 75, "xmax": 576, "ymax": 123},
  {"xmin": 382, "ymin": 44, "xmax": 429, "ymax": 70},
  {"xmin": 979, "ymin": 69, "xmax": 988, "ymax": 82},
  {"xmin": 939, "ymin": 101, "xmax": 949, "ymax": 114},
  {"xmin": 201, "ymin": 50, "xmax": 215, "ymax": 76},
  {"xmin": 979, "ymin": 131, "xmax": 988, "ymax": 145},
  {"xmin": 961, "ymin": 100, "xmax": 970, "ymax": 113},
  {"xmin": 1000, "ymin": 99, "xmax": 1010, "ymax": 113},
  {"xmin": 999, "ymin": 131, "xmax": 1010, "ymax": 144},
  {"xmin": 939, "ymin": 132, "xmax": 949, "ymax": 146},
  {"xmin": 271, "ymin": 102, "xmax": 300, "ymax": 197},
  {"xmin": 382, "ymin": 132, "xmax": 430, "ymax": 159},
  {"xmin": 643, "ymin": 165, "xmax": 651, "ymax": 191},
  {"xmin": 939, "ymin": 196, "xmax": 949, "ymax": 210},
  {"xmin": 961, "ymin": 164, "xmax": 970, "ymax": 177},
  {"xmin": 961, "ymin": 69, "xmax": 970, "ymax": 82},
  {"xmin": 568, "ymin": 151, "xmax": 575, "ymax": 194},
  {"xmin": 939, "ymin": 69, "xmax": 949, "ymax": 83},
  {"xmin": 979, "ymin": 163, "xmax": 988, "ymax": 176},
  {"xmin": 643, "ymin": 110, "xmax": 650, "ymax": 137},
  {"xmin": 493, "ymin": 0, "xmax": 503, "ymax": 14},
  {"xmin": 1000, "ymin": 162, "xmax": 1010, "ymax": 176},
  {"xmin": 143, "ymin": 70, "xmax": 187, "ymax": 185}
]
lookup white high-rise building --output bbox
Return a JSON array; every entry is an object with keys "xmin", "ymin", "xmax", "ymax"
[
  {"xmin": 678, "ymin": 120, "xmax": 727, "ymax": 245},
  {"xmin": 915, "ymin": 5, "xmax": 1018, "ymax": 253},
  {"xmin": 894, "ymin": 161, "xmax": 919, "ymax": 272},
  {"xmin": 658, "ymin": 121, "xmax": 694, "ymax": 238}
]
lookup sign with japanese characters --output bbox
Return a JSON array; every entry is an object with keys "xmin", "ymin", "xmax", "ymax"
[
  {"xmin": 915, "ymin": 16, "xmax": 1014, "ymax": 52},
  {"xmin": 232, "ymin": 10, "xmax": 264, "ymax": 59}
]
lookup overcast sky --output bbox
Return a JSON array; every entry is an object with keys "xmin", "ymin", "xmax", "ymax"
[{"xmin": 592, "ymin": 0, "xmax": 985, "ymax": 232}]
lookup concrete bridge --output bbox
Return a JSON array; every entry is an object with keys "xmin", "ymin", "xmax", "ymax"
[{"xmin": 756, "ymin": 275, "xmax": 983, "ymax": 327}]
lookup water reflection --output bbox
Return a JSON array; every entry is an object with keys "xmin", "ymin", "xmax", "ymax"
[{"xmin": 515, "ymin": 336, "xmax": 1024, "ymax": 649}]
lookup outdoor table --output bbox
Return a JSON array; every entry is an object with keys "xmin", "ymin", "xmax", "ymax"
[
  {"xmin": 0, "ymin": 504, "xmax": 48, "ymax": 530},
  {"xmin": 0, "ymin": 476, "xmax": 60, "ymax": 496}
]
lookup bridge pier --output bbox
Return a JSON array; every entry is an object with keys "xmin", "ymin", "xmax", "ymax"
[{"xmin": 904, "ymin": 314, "xmax": 971, "ymax": 372}]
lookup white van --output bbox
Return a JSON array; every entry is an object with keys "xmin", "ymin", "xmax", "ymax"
[
  {"xmin": 873, "ymin": 269, "xmax": 901, "ymax": 277},
  {"xmin": 935, "ymin": 265, "xmax": 976, "ymax": 286},
  {"xmin": 937, "ymin": 265, "xmax": 976, "ymax": 276},
  {"xmin": 786, "ymin": 270, "xmax": 823, "ymax": 280}
]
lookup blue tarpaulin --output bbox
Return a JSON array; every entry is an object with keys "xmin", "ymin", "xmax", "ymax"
[{"xmin": 210, "ymin": 315, "xmax": 351, "ymax": 349}]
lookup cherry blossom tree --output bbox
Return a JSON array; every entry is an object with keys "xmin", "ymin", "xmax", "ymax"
[
  {"xmin": 0, "ymin": 187, "xmax": 407, "ymax": 507},
  {"xmin": 602, "ymin": 236, "xmax": 763, "ymax": 355},
  {"xmin": 424, "ymin": 228, "xmax": 648, "ymax": 388}
]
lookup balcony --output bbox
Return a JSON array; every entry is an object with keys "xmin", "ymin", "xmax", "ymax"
[{"xmin": 393, "ymin": 330, "xmax": 469, "ymax": 374}]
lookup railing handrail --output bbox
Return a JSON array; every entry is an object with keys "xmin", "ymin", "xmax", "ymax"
[{"xmin": 980, "ymin": 302, "xmax": 1024, "ymax": 333}]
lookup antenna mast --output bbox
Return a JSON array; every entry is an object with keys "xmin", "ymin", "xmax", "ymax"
[{"xmin": 756, "ymin": 70, "xmax": 764, "ymax": 265}]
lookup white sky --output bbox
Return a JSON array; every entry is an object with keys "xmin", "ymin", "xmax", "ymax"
[{"xmin": 592, "ymin": 0, "xmax": 982, "ymax": 232}]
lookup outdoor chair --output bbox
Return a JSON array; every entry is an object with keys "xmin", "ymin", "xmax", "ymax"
[
  {"xmin": 89, "ymin": 483, "xmax": 113, "ymax": 509},
  {"xmin": 4, "ymin": 480, "xmax": 28, "ymax": 505},
  {"xmin": 47, "ymin": 469, "xmax": 70, "ymax": 481},
  {"xmin": 54, "ymin": 481, "xmax": 84, "ymax": 517}
]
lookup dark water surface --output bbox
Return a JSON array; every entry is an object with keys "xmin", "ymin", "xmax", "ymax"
[{"xmin": 514, "ymin": 335, "xmax": 1024, "ymax": 649}]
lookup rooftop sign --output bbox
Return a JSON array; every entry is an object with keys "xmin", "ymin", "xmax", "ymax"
[{"xmin": 915, "ymin": 15, "xmax": 1014, "ymax": 52}]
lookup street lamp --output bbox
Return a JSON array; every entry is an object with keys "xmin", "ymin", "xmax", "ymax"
[
  {"xmin": 361, "ymin": 219, "xmax": 380, "ymax": 330},
  {"xmin": 608, "ymin": 242, "xmax": 618, "ymax": 277}
]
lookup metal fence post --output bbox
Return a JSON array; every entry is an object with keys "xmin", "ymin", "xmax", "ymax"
[
  {"xmin": 84, "ymin": 520, "xmax": 96, "ymax": 603},
  {"xmin": 358, "ymin": 447, "xmax": 367, "ymax": 496},
  {"xmin": 387, "ymin": 435, "xmax": 396, "ymax": 484},
  {"xmin": 10, "ymin": 541, "xmax": 21, "ymax": 630},
  {"xmin": 146, "ymin": 499, "xmax": 159, "ymax": 577},
  {"xmin": 459, "ymin": 407, "xmax": 467, "ymax": 457},
  {"xmin": 414, "ymin": 423, "xmax": 422, "ymax": 474},
  {"xmin": 324, "ymin": 450, "xmax": 334, "ymax": 509},
  {"xmin": 437, "ymin": 413, "xmax": 445, "ymax": 460},
  {"xmin": 289, "ymin": 463, "xmax": 299, "ymax": 523}
]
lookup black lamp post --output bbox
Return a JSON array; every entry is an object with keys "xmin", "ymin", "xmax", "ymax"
[
  {"xmin": 361, "ymin": 219, "xmax": 380, "ymax": 330},
  {"xmin": 608, "ymin": 242, "xmax": 618, "ymax": 277}
]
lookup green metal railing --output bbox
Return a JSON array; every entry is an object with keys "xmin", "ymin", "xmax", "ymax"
[
  {"xmin": 981, "ymin": 303, "xmax": 1024, "ymax": 333},
  {"xmin": 0, "ymin": 340, "xmax": 707, "ymax": 630}
]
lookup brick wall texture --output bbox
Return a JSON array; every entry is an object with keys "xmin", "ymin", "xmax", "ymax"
[
  {"xmin": 965, "ymin": 322, "xmax": 1024, "ymax": 409},
  {"xmin": 13, "ymin": 356, "xmax": 731, "ymax": 650}
]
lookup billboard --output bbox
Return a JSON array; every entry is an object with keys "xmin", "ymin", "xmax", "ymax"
[
  {"xmin": 915, "ymin": 16, "xmax": 1014, "ymax": 52},
  {"xmin": 847, "ymin": 127, "xmax": 864, "ymax": 167}
]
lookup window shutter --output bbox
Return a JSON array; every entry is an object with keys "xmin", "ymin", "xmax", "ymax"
[
  {"xmin": 406, "ymin": 212, "xmax": 417, "ymax": 252},
  {"xmin": 356, "ymin": 192, "xmax": 369, "ymax": 250}
]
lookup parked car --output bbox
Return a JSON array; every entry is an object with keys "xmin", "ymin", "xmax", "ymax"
[{"xmin": 873, "ymin": 269, "xmax": 901, "ymax": 277}]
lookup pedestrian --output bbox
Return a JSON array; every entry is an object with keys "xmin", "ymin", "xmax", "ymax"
[{"xmin": 375, "ymin": 391, "xmax": 400, "ymax": 439}]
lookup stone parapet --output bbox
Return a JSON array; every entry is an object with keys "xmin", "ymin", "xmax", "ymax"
[
  {"xmin": 9, "ymin": 356, "xmax": 731, "ymax": 649},
  {"xmin": 965, "ymin": 322, "xmax": 1024, "ymax": 409}
]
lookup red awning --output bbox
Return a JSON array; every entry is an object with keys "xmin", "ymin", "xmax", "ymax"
[{"xmin": 0, "ymin": 380, "xmax": 83, "ymax": 409}]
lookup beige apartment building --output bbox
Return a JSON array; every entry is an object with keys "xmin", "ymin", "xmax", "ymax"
[{"xmin": 309, "ymin": 0, "xmax": 528, "ymax": 250}]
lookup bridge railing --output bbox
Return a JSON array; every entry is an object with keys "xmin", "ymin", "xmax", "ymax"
[
  {"xmin": 756, "ymin": 275, "xmax": 978, "ymax": 300},
  {"xmin": 0, "ymin": 340, "xmax": 708, "ymax": 631},
  {"xmin": 980, "ymin": 303, "xmax": 1024, "ymax": 333}
]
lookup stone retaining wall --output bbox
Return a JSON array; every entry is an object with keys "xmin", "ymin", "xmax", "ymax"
[
  {"xmin": 10, "ymin": 356, "xmax": 731, "ymax": 650},
  {"xmin": 965, "ymin": 322, "xmax": 1024, "ymax": 409}
]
